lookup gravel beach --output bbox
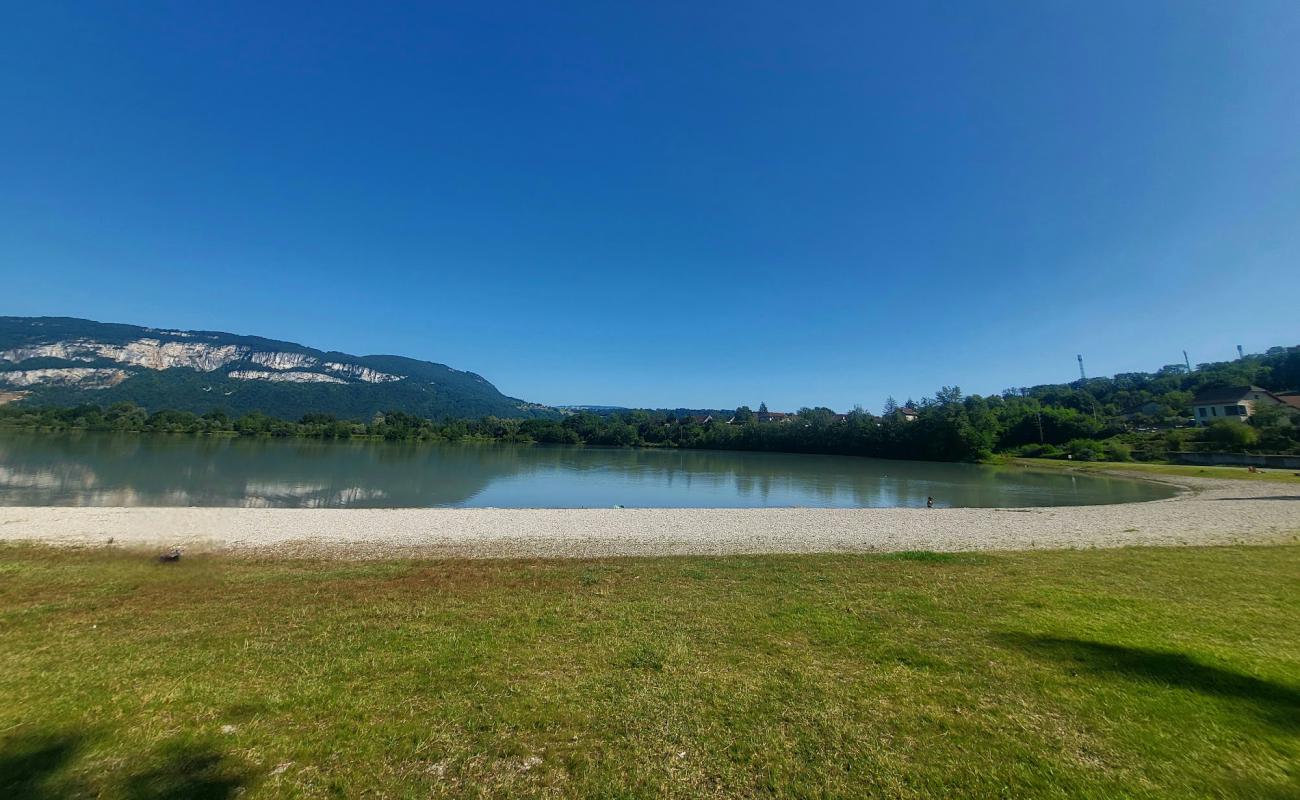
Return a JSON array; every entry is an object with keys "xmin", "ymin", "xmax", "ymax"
[{"xmin": 1, "ymin": 474, "xmax": 1296, "ymax": 559}]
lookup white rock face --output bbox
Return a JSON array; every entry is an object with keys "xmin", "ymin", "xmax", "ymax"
[
  {"xmin": 249, "ymin": 351, "xmax": 318, "ymax": 370},
  {"xmin": 0, "ymin": 338, "xmax": 247, "ymax": 371},
  {"xmin": 109, "ymin": 339, "xmax": 248, "ymax": 371},
  {"xmin": 0, "ymin": 368, "xmax": 129, "ymax": 388},
  {"xmin": 322, "ymin": 362, "xmax": 403, "ymax": 383},
  {"xmin": 228, "ymin": 370, "xmax": 347, "ymax": 384},
  {"xmin": 0, "ymin": 340, "xmax": 107, "ymax": 363},
  {"xmin": 0, "ymin": 338, "xmax": 403, "ymax": 384}
]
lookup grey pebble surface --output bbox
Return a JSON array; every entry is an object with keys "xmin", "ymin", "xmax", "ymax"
[{"xmin": 1, "ymin": 475, "xmax": 1296, "ymax": 559}]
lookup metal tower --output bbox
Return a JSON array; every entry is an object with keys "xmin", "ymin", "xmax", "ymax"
[
  {"xmin": 1077, "ymin": 354, "xmax": 1086, "ymax": 381},
  {"xmin": 1183, "ymin": 350, "xmax": 1192, "ymax": 372}
]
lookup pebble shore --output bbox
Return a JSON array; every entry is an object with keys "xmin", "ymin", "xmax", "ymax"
[{"xmin": 1, "ymin": 474, "xmax": 1296, "ymax": 559}]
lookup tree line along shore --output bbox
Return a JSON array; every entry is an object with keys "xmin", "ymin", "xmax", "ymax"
[{"xmin": 3, "ymin": 344, "xmax": 1298, "ymax": 465}]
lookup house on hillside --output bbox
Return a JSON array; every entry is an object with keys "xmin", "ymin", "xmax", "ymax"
[
  {"xmin": 1275, "ymin": 391, "xmax": 1300, "ymax": 412},
  {"xmin": 754, "ymin": 410, "xmax": 793, "ymax": 423},
  {"xmin": 1190, "ymin": 386, "xmax": 1283, "ymax": 425},
  {"xmin": 898, "ymin": 406, "xmax": 919, "ymax": 423}
]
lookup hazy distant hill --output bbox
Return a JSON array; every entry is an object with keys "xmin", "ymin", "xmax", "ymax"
[
  {"xmin": 558, "ymin": 405, "xmax": 737, "ymax": 419},
  {"xmin": 0, "ymin": 317, "xmax": 556, "ymax": 420}
]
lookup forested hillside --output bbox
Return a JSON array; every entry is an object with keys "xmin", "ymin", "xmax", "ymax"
[
  {"xmin": 5, "ymin": 345, "xmax": 1297, "ymax": 462},
  {"xmin": 0, "ymin": 317, "xmax": 556, "ymax": 420}
]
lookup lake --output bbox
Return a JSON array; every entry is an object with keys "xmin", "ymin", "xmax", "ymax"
[{"xmin": 0, "ymin": 433, "xmax": 1176, "ymax": 508}]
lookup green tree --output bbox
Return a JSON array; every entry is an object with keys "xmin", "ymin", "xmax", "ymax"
[
  {"xmin": 934, "ymin": 386, "xmax": 963, "ymax": 406},
  {"xmin": 1205, "ymin": 420, "xmax": 1259, "ymax": 451}
]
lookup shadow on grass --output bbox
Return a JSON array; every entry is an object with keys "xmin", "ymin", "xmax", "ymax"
[
  {"xmin": 123, "ymin": 742, "xmax": 251, "ymax": 800},
  {"xmin": 1001, "ymin": 634, "xmax": 1300, "ymax": 732},
  {"xmin": 0, "ymin": 733, "xmax": 81, "ymax": 800},
  {"xmin": 0, "ymin": 733, "xmax": 250, "ymax": 800}
]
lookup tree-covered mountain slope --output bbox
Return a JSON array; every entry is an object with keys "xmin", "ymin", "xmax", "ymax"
[{"xmin": 0, "ymin": 317, "xmax": 555, "ymax": 420}]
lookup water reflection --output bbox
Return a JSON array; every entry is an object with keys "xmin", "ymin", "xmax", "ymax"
[{"xmin": 0, "ymin": 433, "xmax": 1176, "ymax": 508}]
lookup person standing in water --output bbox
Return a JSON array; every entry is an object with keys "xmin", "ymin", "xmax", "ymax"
[{"xmin": 926, "ymin": 496, "xmax": 934, "ymax": 509}]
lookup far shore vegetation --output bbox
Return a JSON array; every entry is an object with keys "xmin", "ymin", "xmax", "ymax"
[
  {"xmin": 3, "ymin": 345, "xmax": 1298, "ymax": 463},
  {"xmin": 2, "ymin": 543, "xmax": 1297, "ymax": 798},
  {"xmin": 1005, "ymin": 456, "xmax": 1300, "ymax": 485}
]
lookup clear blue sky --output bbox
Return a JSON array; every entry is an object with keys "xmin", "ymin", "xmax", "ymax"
[{"xmin": 3, "ymin": 2, "xmax": 1298, "ymax": 411}]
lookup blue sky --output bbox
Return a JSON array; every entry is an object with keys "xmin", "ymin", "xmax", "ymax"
[{"xmin": 3, "ymin": 1, "xmax": 1298, "ymax": 411}]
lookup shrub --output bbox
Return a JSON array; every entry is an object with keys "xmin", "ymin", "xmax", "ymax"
[
  {"xmin": 1102, "ymin": 440, "xmax": 1133, "ymax": 462},
  {"xmin": 1010, "ymin": 443, "xmax": 1063, "ymax": 458},
  {"xmin": 1205, "ymin": 420, "xmax": 1259, "ymax": 451},
  {"xmin": 1064, "ymin": 439, "xmax": 1105, "ymax": 461}
]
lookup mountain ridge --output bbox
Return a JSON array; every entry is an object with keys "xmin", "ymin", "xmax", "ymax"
[{"xmin": 0, "ymin": 316, "xmax": 555, "ymax": 420}]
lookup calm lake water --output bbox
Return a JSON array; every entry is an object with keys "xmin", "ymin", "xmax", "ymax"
[{"xmin": 0, "ymin": 433, "xmax": 1175, "ymax": 508}]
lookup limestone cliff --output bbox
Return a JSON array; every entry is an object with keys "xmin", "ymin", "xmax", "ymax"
[{"xmin": 0, "ymin": 316, "xmax": 556, "ymax": 420}]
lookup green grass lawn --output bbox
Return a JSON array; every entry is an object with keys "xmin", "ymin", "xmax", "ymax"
[
  {"xmin": 1009, "ymin": 456, "xmax": 1300, "ymax": 485},
  {"xmin": 2, "ymin": 545, "xmax": 1298, "ymax": 799}
]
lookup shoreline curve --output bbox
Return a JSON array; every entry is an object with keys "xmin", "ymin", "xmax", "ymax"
[{"xmin": 0, "ymin": 474, "xmax": 1296, "ymax": 559}]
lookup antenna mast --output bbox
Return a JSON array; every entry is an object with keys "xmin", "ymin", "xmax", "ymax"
[
  {"xmin": 1183, "ymin": 350, "xmax": 1192, "ymax": 372},
  {"xmin": 1237, "ymin": 344, "xmax": 1244, "ymax": 360},
  {"xmin": 1077, "ymin": 354, "xmax": 1086, "ymax": 381}
]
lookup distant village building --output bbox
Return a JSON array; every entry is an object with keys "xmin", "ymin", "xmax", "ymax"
[
  {"xmin": 1276, "ymin": 391, "xmax": 1300, "ymax": 411},
  {"xmin": 754, "ymin": 410, "xmax": 793, "ymax": 423},
  {"xmin": 1190, "ymin": 386, "xmax": 1283, "ymax": 425},
  {"xmin": 898, "ymin": 406, "xmax": 919, "ymax": 422}
]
